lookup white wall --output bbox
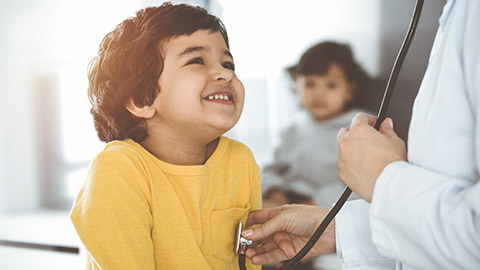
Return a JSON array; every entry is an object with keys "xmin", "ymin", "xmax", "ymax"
[
  {"xmin": 221, "ymin": 0, "xmax": 381, "ymax": 79},
  {"xmin": 0, "ymin": 1, "xmax": 43, "ymax": 212},
  {"xmin": 0, "ymin": 0, "xmax": 143, "ymax": 212}
]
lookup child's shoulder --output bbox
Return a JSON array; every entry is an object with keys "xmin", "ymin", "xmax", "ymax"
[
  {"xmin": 93, "ymin": 139, "xmax": 149, "ymax": 165},
  {"xmin": 320, "ymin": 109, "xmax": 363, "ymax": 129},
  {"xmin": 221, "ymin": 136, "xmax": 254, "ymax": 156},
  {"xmin": 85, "ymin": 140, "xmax": 152, "ymax": 193},
  {"xmin": 99, "ymin": 139, "xmax": 139, "ymax": 154},
  {"xmin": 219, "ymin": 136, "xmax": 259, "ymax": 172},
  {"xmin": 336, "ymin": 109, "xmax": 365, "ymax": 124}
]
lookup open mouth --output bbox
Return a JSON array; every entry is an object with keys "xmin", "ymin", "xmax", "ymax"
[
  {"xmin": 204, "ymin": 92, "xmax": 234, "ymax": 104},
  {"xmin": 207, "ymin": 94, "xmax": 231, "ymax": 101}
]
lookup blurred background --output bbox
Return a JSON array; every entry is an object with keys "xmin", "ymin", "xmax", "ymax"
[{"xmin": 0, "ymin": 0, "xmax": 444, "ymax": 269}]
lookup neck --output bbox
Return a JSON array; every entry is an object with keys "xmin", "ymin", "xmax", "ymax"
[{"xmin": 140, "ymin": 134, "xmax": 219, "ymax": 165}]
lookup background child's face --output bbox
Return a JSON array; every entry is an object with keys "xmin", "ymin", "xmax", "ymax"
[
  {"xmin": 295, "ymin": 64, "xmax": 354, "ymax": 122},
  {"xmin": 149, "ymin": 30, "xmax": 245, "ymax": 142}
]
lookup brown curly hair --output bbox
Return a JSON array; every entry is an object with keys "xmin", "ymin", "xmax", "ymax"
[
  {"xmin": 287, "ymin": 41, "xmax": 371, "ymax": 110},
  {"xmin": 88, "ymin": 2, "xmax": 229, "ymax": 143}
]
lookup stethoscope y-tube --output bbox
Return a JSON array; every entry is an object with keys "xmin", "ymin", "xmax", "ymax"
[{"xmin": 238, "ymin": 0, "xmax": 425, "ymax": 269}]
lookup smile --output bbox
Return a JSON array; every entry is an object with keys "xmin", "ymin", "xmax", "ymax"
[
  {"xmin": 204, "ymin": 91, "xmax": 234, "ymax": 104},
  {"xmin": 207, "ymin": 94, "xmax": 230, "ymax": 101}
]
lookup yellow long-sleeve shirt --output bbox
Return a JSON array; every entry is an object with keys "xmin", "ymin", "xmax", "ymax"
[{"xmin": 70, "ymin": 136, "xmax": 262, "ymax": 269}]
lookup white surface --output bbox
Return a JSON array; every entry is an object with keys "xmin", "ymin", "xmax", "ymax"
[
  {"xmin": 0, "ymin": 210, "xmax": 80, "ymax": 246},
  {"xmin": 0, "ymin": 210, "xmax": 84, "ymax": 270},
  {"xmin": 0, "ymin": 246, "xmax": 83, "ymax": 270}
]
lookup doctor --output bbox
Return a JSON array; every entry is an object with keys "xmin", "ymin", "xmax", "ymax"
[{"xmin": 243, "ymin": 0, "xmax": 480, "ymax": 269}]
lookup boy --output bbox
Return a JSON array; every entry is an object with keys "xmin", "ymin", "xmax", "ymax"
[{"xmin": 70, "ymin": 3, "xmax": 261, "ymax": 269}]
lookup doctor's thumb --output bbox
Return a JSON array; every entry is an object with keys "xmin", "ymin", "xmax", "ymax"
[
  {"xmin": 379, "ymin": 118, "xmax": 397, "ymax": 137},
  {"xmin": 242, "ymin": 220, "xmax": 277, "ymax": 241}
]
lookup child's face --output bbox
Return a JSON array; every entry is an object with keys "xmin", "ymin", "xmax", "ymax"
[
  {"xmin": 151, "ymin": 30, "xmax": 245, "ymax": 141},
  {"xmin": 295, "ymin": 64, "xmax": 354, "ymax": 122}
]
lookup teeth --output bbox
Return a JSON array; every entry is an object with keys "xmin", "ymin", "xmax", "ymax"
[{"xmin": 207, "ymin": 94, "xmax": 231, "ymax": 101}]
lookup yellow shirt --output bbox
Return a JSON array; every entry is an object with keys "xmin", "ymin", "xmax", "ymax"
[{"xmin": 70, "ymin": 136, "xmax": 262, "ymax": 269}]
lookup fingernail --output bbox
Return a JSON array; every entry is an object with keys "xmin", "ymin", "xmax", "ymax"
[
  {"xmin": 242, "ymin": 229, "xmax": 253, "ymax": 237},
  {"xmin": 387, "ymin": 118, "xmax": 393, "ymax": 128}
]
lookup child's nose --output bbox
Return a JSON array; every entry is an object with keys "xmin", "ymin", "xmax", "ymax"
[
  {"xmin": 211, "ymin": 64, "xmax": 234, "ymax": 82},
  {"xmin": 313, "ymin": 87, "xmax": 326, "ymax": 97}
]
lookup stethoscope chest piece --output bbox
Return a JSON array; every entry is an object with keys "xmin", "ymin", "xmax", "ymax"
[{"xmin": 234, "ymin": 220, "xmax": 252, "ymax": 255}]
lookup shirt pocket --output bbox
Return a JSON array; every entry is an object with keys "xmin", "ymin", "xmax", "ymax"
[{"xmin": 210, "ymin": 204, "xmax": 251, "ymax": 262}]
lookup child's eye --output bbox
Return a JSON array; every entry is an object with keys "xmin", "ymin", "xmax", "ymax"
[
  {"xmin": 187, "ymin": 57, "xmax": 205, "ymax": 65},
  {"xmin": 305, "ymin": 81, "xmax": 316, "ymax": 88},
  {"xmin": 326, "ymin": 82, "xmax": 338, "ymax": 89},
  {"xmin": 222, "ymin": 61, "xmax": 235, "ymax": 71}
]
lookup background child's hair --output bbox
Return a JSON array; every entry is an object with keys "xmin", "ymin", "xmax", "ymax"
[
  {"xmin": 88, "ymin": 2, "xmax": 229, "ymax": 143},
  {"xmin": 286, "ymin": 41, "xmax": 371, "ymax": 109}
]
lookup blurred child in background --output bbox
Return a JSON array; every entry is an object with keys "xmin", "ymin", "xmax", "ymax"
[{"xmin": 262, "ymin": 41, "xmax": 371, "ymax": 209}]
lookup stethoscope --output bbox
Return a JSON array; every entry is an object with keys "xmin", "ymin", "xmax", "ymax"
[{"xmin": 235, "ymin": 0, "xmax": 425, "ymax": 269}]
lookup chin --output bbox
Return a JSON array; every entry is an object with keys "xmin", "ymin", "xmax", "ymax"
[
  {"xmin": 312, "ymin": 114, "xmax": 331, "ymax": 122},
  {"xmin": 215, "ymin": 118, "xmax": 239, "ymax": 134}
]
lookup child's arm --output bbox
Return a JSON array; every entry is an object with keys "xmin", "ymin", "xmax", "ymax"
[{"xmin": 70, "ymin": 150, "xmax": 155, "ymax": 270}]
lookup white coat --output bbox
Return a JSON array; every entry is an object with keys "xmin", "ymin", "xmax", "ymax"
[{"xmin": 335, "ymin": 0, "xmax": 480, "ymax": 269}]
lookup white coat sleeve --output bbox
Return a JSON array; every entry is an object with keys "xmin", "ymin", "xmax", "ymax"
[
  {"xmin": 335, "ymin": 199, "xmax": 396, "ymax": 269},
  {"xmin": 370, "ymin": 162, "xmax": 480, "ymax": 269}
]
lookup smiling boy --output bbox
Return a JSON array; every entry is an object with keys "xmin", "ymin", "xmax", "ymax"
[{"xmin": 70, "ymin": 3, "xmax": 261, "ymax": 269}]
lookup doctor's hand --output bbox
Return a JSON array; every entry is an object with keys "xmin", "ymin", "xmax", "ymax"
[
  {"xmin": 337, "ymin": 113, "xmax": 407, "ymax": 202},
  {"xmin": 242, "ymin": 204, "xmax": 336, "ymax": 265}
]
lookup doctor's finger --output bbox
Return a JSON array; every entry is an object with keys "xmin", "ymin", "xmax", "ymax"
[
  {"xmin": 248, "ymin": 239, "xmax": 279, "ymax": 256},
  {"xmin": 245, "ymin": 207, "xmax": 284, "ymax": 228},
  {"xmin": 336, "ymin": 127, "xmax": 349, "ymax": 143},
  {"xmin": 248, "ymin": 237, "xmax": 297, "ymax": 265},
  {"xmin": 249, "ymin": 247, "xmax": 290, "ymax": 265},
  {"xmin": 350, "ymin": 112, "xmax": 377, "ymax": 128},
  {"xmin": 379, "ymin": 118, "xmax": 399, "ymax": 138},
  {"xmin": 245, "ymin": 240, "xmax": 279, "ymax": 260},
  {"xmin": 243, "ymin": 214, "xmax": 285, "ymax": 241}
]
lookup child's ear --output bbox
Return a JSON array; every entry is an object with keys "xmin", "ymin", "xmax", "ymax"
[{"xmin": 126, "ymin": 98, "xmax": 156, "ymax": 119}]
